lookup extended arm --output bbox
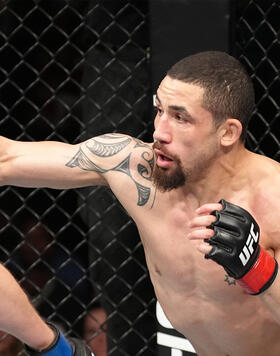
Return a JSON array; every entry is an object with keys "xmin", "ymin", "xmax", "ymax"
[
  {"xmin": 0, "ymin": 134, "xmax": 137, "ymax": 189},
  {"xmin": 0, "ymin": 136, "xmax": 104, "ymax": 189},
  {"xmin": 0, "ymin": 134, "xmax": 155, "ymax": 210}
]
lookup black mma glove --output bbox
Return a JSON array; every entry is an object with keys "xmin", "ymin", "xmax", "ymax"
[
  {"xmin": 25, "ymin": 323, "xmax": 94, "ymax": 356},
  {"xmin": 205, "ymin": 199, "xmax": 278, "ymax": 295}
]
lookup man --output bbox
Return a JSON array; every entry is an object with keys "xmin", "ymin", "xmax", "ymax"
[{"xmin": 0, "ymin": 51, "xmax": 280, "ymax": 355}]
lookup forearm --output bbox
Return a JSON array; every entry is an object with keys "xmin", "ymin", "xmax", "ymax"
[
  {"xmin": 0, "ymin": 136, "xmax": 105, "ymax": 189},
  {"xmin": 0, "ymin": 263, "xmax": 54, "ymax": 350}
]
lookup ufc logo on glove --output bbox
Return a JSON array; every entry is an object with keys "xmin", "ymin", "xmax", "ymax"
[
  {"xmin": 205, "ymin": 200, "xmax": 278, "ymax": 295},
  {"xmin": 239, "ymin": 223, "xmax": 259, "ymax": 266}
]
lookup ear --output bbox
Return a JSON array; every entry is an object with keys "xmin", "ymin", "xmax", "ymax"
[{"xmin": 219, "ymin": 118, "xmax": 242, "ymax": 147}]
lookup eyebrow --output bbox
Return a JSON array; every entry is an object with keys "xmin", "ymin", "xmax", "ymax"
[
  {"xmin": 155, "ymin": 94, "xmax": 190, "ymax": 116},
  {"xmin": 169, "ymin": 105, "xmax": 189, "ymax": 114}
]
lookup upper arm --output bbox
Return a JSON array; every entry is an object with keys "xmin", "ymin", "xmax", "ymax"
[
  {"xmin": 0, "ymin": 134, "xmax": 156, "ymax": 207},
  {"xmin": 73, "ymin": 134, "xmax": 156, "ymax": 211}
]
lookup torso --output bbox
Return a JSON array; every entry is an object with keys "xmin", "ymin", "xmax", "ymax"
[
  {"xmin": 105, "ymin": 143, "xmax": 280, "ymax": 356},
  {"xmin": 138, "ymin": 196, "xmax": 280, "ymax": 356}
]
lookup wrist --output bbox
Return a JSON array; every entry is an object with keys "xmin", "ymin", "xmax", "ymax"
[
  {"xmin": 237, "ymin": 247, "xmax": 278, "ymax": 295},
  {"xmin": 25, "ymin": 323, "xmax": 72, "ymax": 356}
]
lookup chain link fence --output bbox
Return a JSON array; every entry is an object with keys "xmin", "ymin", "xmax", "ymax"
[
  {"xmin": 235, "ymin": 0, "xmax": 280, "ymax": 160},
  {"xmin": 0, "ymin": 1, "xmax": 279, "ymax": 356},
  {"xmin": 0, "ymin": 1, "xmax": 155, "ymax": 355}
]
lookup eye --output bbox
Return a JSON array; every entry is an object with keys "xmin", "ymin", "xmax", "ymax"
[
  {"xmin": 155, "ymin": 106, "xmax": 163, "ymax": 116},
  {"xmin": 175, "ymin": 114, "xmax": 186, "ymax": 122}
]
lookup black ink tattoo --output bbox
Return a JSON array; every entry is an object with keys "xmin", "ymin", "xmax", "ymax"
[
  {"xmin": 138, "ymin": 151, "xmax": 154, "ymax": 181},
  {"xmin": 110, "ymin": 153, "xmax": 152, "ymax": 206},
  {"xmin": 66, "ymin": 147, "xmax": 106, "ymax": 173},
  {"xmin": 66, "ymin": 136, "xmax": 155, "ymax": 207},
  {"xmin": 224, "ymin": 274, "xmax": 236, "ymax": 286},
  {"xmin": 86, "ymin": 137, "xmax": 131, "ymax": 157},
  {"xmin": 112, "ymin": 155, "xmax": 130, "ymax": 175},
  {"xmin": 135, "ymin": 182, "xmax": 151, "ymax": 206}
]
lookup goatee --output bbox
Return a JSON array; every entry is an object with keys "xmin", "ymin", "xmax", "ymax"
[
  {"xmin": 152, "ymin": 165, "xmax": 186, "ymax": 192},
  {"xmin": 152, "ymin": 142, "xmax": 187, "ymax": 192}
]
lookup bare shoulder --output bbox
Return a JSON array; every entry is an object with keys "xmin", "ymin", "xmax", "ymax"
[
  {"xmin": 252, "ymin": 153, "xmax": 280, "ymax": 196},
  {"xmin": 75, "ymin": 134, "xmax": 156, "ymax": 213}
]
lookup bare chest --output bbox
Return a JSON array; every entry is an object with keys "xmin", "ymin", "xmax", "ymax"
[
  {"xmin": 138, "ymin": 207, "xmax": 230, "ymax": 296},
  {"xmin": 138, "ymin": 209, "xmax": 280, "ymax": 355}
]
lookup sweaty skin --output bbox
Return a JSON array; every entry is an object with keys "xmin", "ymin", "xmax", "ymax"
[{"xmin": 1, "ymin": 77, "xmax": 280, "ymax": 356}]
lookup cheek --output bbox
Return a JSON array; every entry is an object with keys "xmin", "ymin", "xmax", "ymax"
[
  {"xmin": 180, "ymin": 135, "xmax": 197, "ymax": 154},
  {"xmin": 180, "ymin": 138, "xmax": 206, "ymax": 162}
]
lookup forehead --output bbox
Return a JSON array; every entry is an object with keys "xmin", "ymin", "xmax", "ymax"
[{"xmin": 157, "ymin": 76, "xmax": 204, "ymax": 107}]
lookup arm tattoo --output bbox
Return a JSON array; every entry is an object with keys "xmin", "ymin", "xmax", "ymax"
[
  {"xmin": 111, "ymin": 154, "xmax": 152, "ymax": 206},
  {"xmin": 66, "ymin": 136, "xmax": 155, "ymax": 207},
  {"xmin": 86, "ymin": 136, "xmax": 132, "ymax": 157},
  {"xmin": 66, "ymin": 147, "xmax": 106, "ymax": 173},
  {"xmin": 138, "ymin": 151, "xmax": 154, "ymax": 181}
]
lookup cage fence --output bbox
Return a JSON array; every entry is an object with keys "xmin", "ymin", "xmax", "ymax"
[{"xmin": 0, "ymin": 1, "xmax": 279, "ymax": 356}]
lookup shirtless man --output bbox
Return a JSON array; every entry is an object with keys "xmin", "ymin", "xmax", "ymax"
[{"xmin": 0, "ymin": 51, "xmax": 279, "ymax": 356}]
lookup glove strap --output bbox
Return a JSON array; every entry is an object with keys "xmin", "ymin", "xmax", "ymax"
[
  {"xmin": 26, "ymin": 323, "xmax": 72, "ymax": 356},
  {"xmin": 237, "ymin": 247, "xmax": 278, "ymax": 295}
]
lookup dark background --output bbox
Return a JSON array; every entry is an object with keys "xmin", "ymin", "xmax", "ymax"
[{"xmin": 0, "ymin": 1, "xmax": 279, "ymax": 355}]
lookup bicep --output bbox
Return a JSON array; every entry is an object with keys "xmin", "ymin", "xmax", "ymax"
[{"xmin": 73, "ymin": 134, "xmax": 156, "ymax": 211}]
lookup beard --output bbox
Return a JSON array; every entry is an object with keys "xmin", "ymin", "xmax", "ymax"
[
  {"xmin": 152, "ymin": 142, "xmax": 188, "ymax": 192},
  {"xmin": 152, "ymin": 162, "xmax": 187, "ymax": 192},
  {"xmin": 152, "ymin": 138, "xmax": 219, "ymax": 192}
]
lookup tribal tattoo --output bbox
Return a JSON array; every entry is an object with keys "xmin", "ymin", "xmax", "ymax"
[
  {"xmin": 86, "ymin": 135, "xmax": 132, "ymax": 157},
  {"xmin": 66, "ymin": 134, "xmax": 155, "ymax": 207}
]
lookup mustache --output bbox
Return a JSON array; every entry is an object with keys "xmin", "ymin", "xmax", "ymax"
[
  {"xmin": 152, "ymin": 141, "xmax": 173, "ymax": 159},
  {"xmin": 152, "ymin": 141, "xmax": 160, "ymax": 150}
]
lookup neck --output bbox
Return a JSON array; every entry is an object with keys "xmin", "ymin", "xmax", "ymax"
[{"xmin": 175, "ymin": 144, "xmax": 250, "ymax": 205}]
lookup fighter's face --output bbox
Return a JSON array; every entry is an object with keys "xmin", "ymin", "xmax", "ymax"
[{"xmin": 152, "ymin": 76, "xmax": 220, "ymax": 191}]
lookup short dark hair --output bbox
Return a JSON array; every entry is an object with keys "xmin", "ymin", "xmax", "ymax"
[{"xmin": 167, "ymin": 51, "xmax": 255, "ymax": 142}]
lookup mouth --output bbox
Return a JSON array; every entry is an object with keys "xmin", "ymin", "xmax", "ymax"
[{"xmin": 154, "ymin": 148, "xmax": 174, "ymax": 168}]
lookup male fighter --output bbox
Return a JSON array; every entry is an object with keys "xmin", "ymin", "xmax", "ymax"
[{"xmin": 0, "ymin": 51, "xmax": 280, "ymax": 355}]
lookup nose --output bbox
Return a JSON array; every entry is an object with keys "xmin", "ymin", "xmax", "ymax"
[{"xmin": 153, "ymin": 115, "xmax": 172, "ymax": 144}]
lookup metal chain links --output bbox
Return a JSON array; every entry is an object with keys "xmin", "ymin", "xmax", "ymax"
[
  {"xmin": 0, "ymin": 1, "xmax": 154, "ymax": 355},
  {"xmin": 236, "ymin": 0, "xmax": 280, "ymax": 160},
  {"xmin": 0, "ymin": 1, "xmax": 279, "ymax": 356}
]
